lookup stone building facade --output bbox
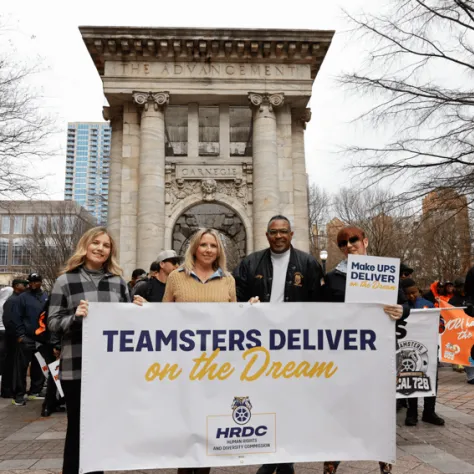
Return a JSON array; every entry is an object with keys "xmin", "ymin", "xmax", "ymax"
[{"xmin": 80, "ymin": 27, "xmax": 334, "ymax": 275}]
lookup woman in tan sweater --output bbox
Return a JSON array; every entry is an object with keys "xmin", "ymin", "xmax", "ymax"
[
  {"xmin": 162, "ymin": 228, "xmax": 236, "ymax": 304},
  {"xmin": 165, "ymin": 228, "xmax": 236, "ymax": 474}
]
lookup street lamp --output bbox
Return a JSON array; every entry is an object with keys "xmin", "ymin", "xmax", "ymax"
[{"xmin": 319, "ymin": 250, "xmax": 328, "ymax": 274}]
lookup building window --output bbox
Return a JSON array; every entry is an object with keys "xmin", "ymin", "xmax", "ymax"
[
  {"xmin": 1, "ymin": 216, "xmax": 10, "ymax": 234},
  {"xmin": 165, "ymin": 106, "xmax": 188, "ymax": 157},
  {"xmin": 12, "ymin": 239, "xmax": 30, "ymax": 266},
  {"xmin": 37, "ymin": 216, "xmax": 47, "ymax": 233},
  {"xmin": 13, "ymin": 216, "xmax": 23, "ymax": 234},
  {"xmin": 0, "ymin": 238, "xmax": 8, "ymax": 265},
  {"xmin": 230, "ymin": 107, "xmax": 252, "ymax": 156},
  {"xmin": 199, "ymin": 106, "xmax": 219, "ymax": 156},
  {"xmin": 25, "ymin": 216, "xmax": 35, "ymax": 234},
  {"xmin": 51, "ymin": 216, "xmax": 61, "ymax": 233}
]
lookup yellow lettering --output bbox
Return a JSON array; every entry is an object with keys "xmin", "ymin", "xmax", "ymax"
[
  {"xmin": 241, "ymin": 347, "xmax": 338, "ymax": 380},
  {"xmin": 145, "ymin": 362, "xmax": 182, "ymax": 381},
  {"xmin": 241, "ymin": 347, "xmax": 270, "ymax": 381},
  {"xmin": 189, "ymin": 350, "xmax": 234, "ymax": 380}
]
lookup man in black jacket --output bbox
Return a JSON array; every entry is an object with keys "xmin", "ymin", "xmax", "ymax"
[
  {"xmin": 234, "ymin": 215, "xmax": 325, "ymax": 305},
  {"xmin": 234, "ymin": 215, "xmax": 324, "ymax": 474},
  {"xmin": 1, "ymin": 279, "xmax": 28, "ymax": 398},
  {"xmin": 10, "ymin": 273, "xmax": 48, "ymax": 405}
]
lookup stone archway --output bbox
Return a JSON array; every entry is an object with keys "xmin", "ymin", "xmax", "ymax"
[{"xmin": 172, "ymin": 202, "xmax": 246, "ymax": 271}]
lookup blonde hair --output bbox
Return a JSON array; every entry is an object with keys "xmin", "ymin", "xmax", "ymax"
[
  {"xmin": 61, "ymin": 226, "xmax": 123, "ymax": 276},
  {"xmin": 182, "ymin": 228, "xmax": 228, "ymax": 275}
]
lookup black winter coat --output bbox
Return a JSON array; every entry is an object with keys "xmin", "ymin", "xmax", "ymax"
[
  {"xmin": 10, "ymin": 289, "xmax": 48, "ymax": 339},
  {"xmin": 233, "ymin": 246, "xmax": 324, "ymax": 303}
]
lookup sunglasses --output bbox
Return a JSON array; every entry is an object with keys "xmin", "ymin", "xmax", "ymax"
[
  {"xmin": 337, "ymin": 236, "xmax": 360, "ymax": 248},
  {"xmin": 164, "ymin": 258, "xmax": 180, "ymax": 265},
  {"xmin": 401, "ymin": 272, "xmax": 412, "ymax": 278}
]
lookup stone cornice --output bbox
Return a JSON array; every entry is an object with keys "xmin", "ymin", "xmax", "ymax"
[{"xmin": 79, "ymin": 26, "xmax": 334, "ymax": 79}]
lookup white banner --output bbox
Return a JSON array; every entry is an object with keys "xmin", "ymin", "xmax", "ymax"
[
  {"xmin": 80, "ymin": 302, "xmax": 396, "ymax": 472},
  {"xmin": 396, "ymin": 309, "xmax": 440, "ymax": 399},
  {"xmin": 346, "ymin": 255, "xmax": 400, "ymax": 305}
]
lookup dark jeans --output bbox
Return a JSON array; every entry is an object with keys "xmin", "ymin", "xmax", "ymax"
[
  {"xmin": 0, "ymin": 332, "xmax": 15, "ymax": 397},
  {"xmin": 177, "ymin": 469, "xmax": 211, "ymax": 474},
  {"xmin": 13, "ymin": 338, "xmax": 44, "ymax": 401},
  {"xmin": 62, "ymin": 379, "xmax": 103, "ymax": 474},
  {"xmin": 257, "ymin": 463, "xmax": 295, "ymax": 474}
]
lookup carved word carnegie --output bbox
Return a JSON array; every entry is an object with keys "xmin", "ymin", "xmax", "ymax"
[
  {"xmin": 176, "ymin": 165, "xmax": 242, "ymax": 180},
  {"xmin": 107, "ymin": 62, "xmax": 310, "ymax": 80}
]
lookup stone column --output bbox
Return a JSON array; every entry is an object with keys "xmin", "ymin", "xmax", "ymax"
[
  {"xmin": 120, "ymin": 102, "xmax": 140, "ymax": 278},
  {"xmin": 219, "ymin": 104, "xmax": 230, "ymax": 158},
  {"xmin": 249, "ymin": 92, "xmax": 284, "ymax": 250},
  {"xmin": 188, "ymin": 103, "xmax": 199, "ymax": 157},
  {"xmin": 102, "ymin": 106, "xmax": 123, "ymax": 249},
  {"xmin": 133, "ymin": 91, "xmax": 169, "ymax": 270},
  {"xmin": 291, "ymin": 108, "xmax": 312, "ymax": 252}
]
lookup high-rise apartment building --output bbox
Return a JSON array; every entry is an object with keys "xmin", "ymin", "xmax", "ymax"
[{"xmin": 64, "ymin": 122, "xmax": 111, "ymax": 224}]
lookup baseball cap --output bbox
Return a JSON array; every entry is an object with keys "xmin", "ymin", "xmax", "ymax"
[
  {"xmin": 156, "ymin": 250, "xmax": 179, "ymax": 264},
  {"xmin": 454, "ymin": 277, "xmax": 465, "ymax": 288},
  {"xmin": 27, "ymin": 273, "xmax": 42, "ymax": 282},
  {"xmin": 12, "ymin": 278, "xmax": 29, "ymax": 287},
  {"xmin": 400, "ymin": 263, "xmax": 413, "ymax": 275}
]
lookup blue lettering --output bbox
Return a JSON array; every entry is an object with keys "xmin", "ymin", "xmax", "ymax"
[
  {"xmin": 303, "ymin": 329, "xmax": 316, "ymax": 350},
  {"xmin": 216, "ymin": 428, "xmax": 229, "ymax": 438},
  {"xmin": 344, "ymin": 329, "xmax": 358, "ymax": 350},
  {"xmin": 269, "ymin": 330, "xmax": 286, "ymax": 350},
  {"xmin": 325, "ymin": 329, "xmax": 342, "ymax": 350},
  {"xmin": 120, "ymin": 330, "xmax": 135, "ymax": 352},
  {"xmin": 317, "ymin": 329, "xmax": 324, "ymax": 349},
  {"xmin": 213, "ymin": 330, "xmax": 227, "ymax": 351},
  {"xmin": 179, "ymin": 330, "xmax": 195, "ymax": 351},
  {"xmin": 196, "ymin": 330, "xmax": 211, "ymax": 351},
  {"xmin": 255, "ymin": 426, "xmax": 268, "ymax": 436},
  {"xmin": 361, "ymin": 330, "xmax": 377, "ymax": 350},
  {"xmin": 155, "ymin": 330, "xmax": 177, "ymax": 351},
  {"xmin": 136, "ymin": 330, "xmax": 153, "ymax": 351},
  {"xmin": 103, "ymin": 330, "xmax": 118, "ymax": 352},
  {"xmin": 288, "ymin": 329, "xmax": 301, "ymax": 350},
  {"xmin": 229, "ymin": 330, "xmax": 245, "ymax": 351},
  {"xmin": 246, "ymin": 329, "xmax": 262, "ymax": 349}
]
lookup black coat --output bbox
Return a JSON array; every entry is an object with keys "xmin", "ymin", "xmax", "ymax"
[
  {"xmin": 10, "ymin": 289, "xmax": 48, "ymax": 339},
  {"xmin": 233, "ymin": 246, "xmax": 325, "ymax": 303},
  {"xmin": 325, "ymin": 267, "xmax": 410, "ymax": 319}
]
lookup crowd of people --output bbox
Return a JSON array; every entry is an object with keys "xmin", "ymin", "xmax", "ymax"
[{"xmin": 0, "ymin": 216, "xmax": 472, "ymax": 474}]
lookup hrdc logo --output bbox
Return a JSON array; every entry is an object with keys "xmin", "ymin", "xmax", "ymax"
[
  {"xmin": 396, "ymin": 341, "xmax": 432, "ymax": 395},
  {"xmin": 206, "ymin": 397, "xmax": 276, "ymax": 457}
]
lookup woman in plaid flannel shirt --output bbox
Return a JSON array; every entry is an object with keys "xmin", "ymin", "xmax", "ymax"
[{"xmin": 48, "ymin": 227, "xmax": 130, "ymax": 474}]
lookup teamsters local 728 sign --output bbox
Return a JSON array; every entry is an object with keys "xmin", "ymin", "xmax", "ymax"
[{"xmin": 80, "ymin": 303, "xmax": 396, "ymax": 472}]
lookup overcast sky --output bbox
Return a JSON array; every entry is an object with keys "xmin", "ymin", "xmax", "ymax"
[{"xmin": 2, "ymin": 0, "xmax": 380, "ymax": 200}]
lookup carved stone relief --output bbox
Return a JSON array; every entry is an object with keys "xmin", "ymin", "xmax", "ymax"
[{"xmin": 165, "ymin": 162, "xmax": 253, "ymax": 209}]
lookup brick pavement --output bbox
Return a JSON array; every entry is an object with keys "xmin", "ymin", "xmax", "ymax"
[{"xmin": 0, "ymin": 367, "xmax": 473, "ymax": 474}]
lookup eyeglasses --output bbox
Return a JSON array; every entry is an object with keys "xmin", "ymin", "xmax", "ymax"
[
  {"xmin": 268, "ymin": 229, "xmax": 291, "ymax": 236},
  {"xmin": 337, "ymin": 236, "xmax": 360, "ymax": 248},
  {"xmin": 164, "ymin": 258, "xmax": 180, "ymax": 266}
]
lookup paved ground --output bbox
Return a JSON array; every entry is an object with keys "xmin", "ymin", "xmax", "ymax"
[{"xmin": 0, "ymin": 366, "xmax": 473, "ymax": 474}]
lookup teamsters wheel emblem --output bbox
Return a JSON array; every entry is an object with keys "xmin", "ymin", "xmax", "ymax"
[{"xmin": 231, "ymin": 396, "xmax": 253, "ymax": 425}]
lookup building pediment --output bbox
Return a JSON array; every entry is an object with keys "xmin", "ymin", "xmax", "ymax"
[{"xmin": 79, "ymin": 26, "xmax": 334, "ymax": 80}]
